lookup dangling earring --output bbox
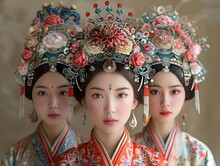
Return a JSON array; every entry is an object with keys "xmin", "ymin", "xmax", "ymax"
[
  {"xmin": 181, "ymin": 105, "xmax": 187, "ymax": 130},
  {"xmin": 83, "ymin": 110, "xmax": 87, "ymax": 126},
  {"xmin": 129, "ymin": 110, "xmax": 137, "ymax": 129},
  {"xmin": 29, "ymin": 108, "xmax": 38, "ymax": 123}
]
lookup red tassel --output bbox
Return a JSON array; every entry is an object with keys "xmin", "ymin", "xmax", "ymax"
[
  {"xmin": 143, "ymin": 86, "xmax": 149, "ymax": 124},
  {"xmin": 19, "ymin": 85, "xmax": 25, "ymax": 119},
  {"xmin": 68, "ymin": 87, "xmax": 74, "ymax": 97},
  {"xmin": 194, "ymin": 82, "xmax": 200, "ymax": 114},
  {"xmin": 20, "ymin": 86, "xmax": 25, "ymax": 96},
  {"xmin": 68, "ymin": 87, "xmax": 74, "ymax": 121},
  {"xmin": 144, "ymin": 86, "xmax": 149, "ymax": 96},
  {"xmin": 194, "ymin": 82, "xmax": 199, "ymax": 90}
]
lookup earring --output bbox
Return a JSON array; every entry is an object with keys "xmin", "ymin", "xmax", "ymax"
[
  {"xmin": 129, "ymin": 110, "xmax": 137, "ymax": 129},
  {"xmin": 181, "ymin": 105, "xmax": 187, "ymax": 130},
  {"xmin": 29, "ymin": 108, "xmax": 38, "ymax": 123},
  {"xmin": 83, "ymin": 110, "xmax": 87, "ymax": 126}
]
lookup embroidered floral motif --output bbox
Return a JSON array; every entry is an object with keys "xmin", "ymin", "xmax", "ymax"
[{"xmin": 52, "ymin": 129, "xmax": 167, "ymax": 165}]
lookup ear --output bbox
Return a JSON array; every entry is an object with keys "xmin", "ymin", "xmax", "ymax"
[{"xmin": 132, "ymin": 98, "xmax": 138, "ymax": 110}]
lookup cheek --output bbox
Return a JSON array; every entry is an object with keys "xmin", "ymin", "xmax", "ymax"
[
  {"xmin": 149, "ymin": 95, "xmax": 159, "ymax": 108},
  {"xmin": 173, "ymin": 95, "xmax": 185, "ymax": 108},
  {"xmin": 58, "ymin": 97, "xmax": 68, "ymax": 107},
  {"xmin": 33, "ymin": 97, "xmax": 47, "ymax": 108}
]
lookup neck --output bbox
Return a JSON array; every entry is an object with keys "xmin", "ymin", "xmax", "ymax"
[
  {"xmin": 94, "ymin": 127, "xmax": 124, "ymax": 158},
  {"xmin": 151, "ymin": 118, "xmax": 175, "ymax": 143},
  {"xmin": 41, "ymin": 121, "xmax": 67, "ymax": 145}
]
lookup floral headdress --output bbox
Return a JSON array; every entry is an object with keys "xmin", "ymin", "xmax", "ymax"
[
  {"xmin": 70, "ymin": 1, "xmax": 156, "ymax": 126},
  {"xmin": 140, "ymin": 5, "xmax": 209, "ymax": 114},
  {"xmin": 16, "ymin": 2, "xmax": 81, "ymax": 118}
]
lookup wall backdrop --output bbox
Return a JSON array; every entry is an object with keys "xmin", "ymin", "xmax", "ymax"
[{"xmin": 0, "ymin": 0, "xmax": 219, "ymax": 164}]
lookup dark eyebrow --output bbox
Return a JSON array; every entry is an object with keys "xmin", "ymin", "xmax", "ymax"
[
  {"xmin": 150, "ymin": 84, "xmax": 182, "ymax": 88},
  {"xmin": 115, "ymin": 87, "xmax": 130, "ymax": 91},
  {"xmin": 34, "ymin": 85, "xmax": 70, "ymax": 89}
]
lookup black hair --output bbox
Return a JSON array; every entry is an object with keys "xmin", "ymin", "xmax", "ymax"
[
  {"xmin": 74, "ymin": 62, "xmax": 143, "ymax": 104},
  {"xmin": 151, "ymin": 64, "xmax": 194, "ymax": 100},
  {"xmin": 25, "ymin": 63, "xmax": 69, "ymax": 100}
]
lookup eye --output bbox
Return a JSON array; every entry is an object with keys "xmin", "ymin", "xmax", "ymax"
[
  {"xmin": 150, "ymin": 89, "xmax": 160, "ymax": 95},
  {"xmin": 92, "ymin": 93, "xmax": 103, "ymax": 99},
  {"xmin": 59, "ymin": 91, "xmax": 68, "ymax": 96},
  {"xmin": 117, "ymin": 93, "xmax": 127, "ymax": 98},
  {"xmin": 171, "ymin": 90, "xmax": 180, "ymax": 95},
  {"xmin": 37, "ymin": 91, "xmax": 47, "ymax": 96}
]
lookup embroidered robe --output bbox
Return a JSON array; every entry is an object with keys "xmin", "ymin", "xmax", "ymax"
[
  {"xmin": 132, "ymin": 121, "xmax": 216, "ymax": 166},
  {"xmin": 1, "ymin": 123, "xmax": 86, "ymax": 166},
  {"xmin": 51, "ymin": 128, "xmax": 168, "ymax": 166}
]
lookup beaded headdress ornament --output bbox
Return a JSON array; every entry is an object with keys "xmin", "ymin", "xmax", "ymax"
[
  {"xmin": 140, "ymin": 5, "xmax": 209, "ymax": 114},
  {"xmin": 70, "ymin": 1, "xmax": 156, "ymax": 126},
  {"xmin": 16, "ymin": 2, "xmax": 81, "ymax": 118}
]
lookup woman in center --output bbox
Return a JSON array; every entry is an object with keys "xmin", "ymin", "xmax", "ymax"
[{"xmin": 52, "ymin": 1, "xmax": 167, "ymax": 165}]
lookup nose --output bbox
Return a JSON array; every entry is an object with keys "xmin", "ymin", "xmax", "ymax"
[
  {"xmin": 160, "ymin": 93, "xmax": 170, "ymax": 109},
  {"xmin": 49, "ymin": 95, "xmax": 58, "ymax": 109},
  {"xmin": 104, "ymin": 96, "xmax": 116, "ymax": 115}
]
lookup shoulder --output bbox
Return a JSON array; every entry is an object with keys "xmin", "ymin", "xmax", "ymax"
[
  {"xmin": 1, "ymin": 134, "xmax": 34, "ymax": 165},
  {"xmin": 132, "ymin": 142, "xmax": 168, "ymax": 166},
  {"xmin": 9, "ymin": 134, "xmax": 33, "ymax": 154},
  {"xmin": 183, "ymin": 132, "xmax": 212, "ymax": 151}
]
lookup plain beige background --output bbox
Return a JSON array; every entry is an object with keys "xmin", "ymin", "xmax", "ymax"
[{"xmin": 0, "ymin": 0, "xmax": 219, "ymax": 164}]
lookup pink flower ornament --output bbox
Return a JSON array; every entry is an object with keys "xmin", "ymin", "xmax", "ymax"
[
  {"xmin": 42, "ymin": 14, "xmax": 64, "ymax": 27},
  {"xmin": 131, "ymin": 52, "xmax": 145, "ymax": 68},
  {"xmin": 185, "ymin": 43, "xmax": 201, "ymax": 63},
  {"xmin": 18, "ymin": 63, "xmax": 28, "ymax": 76},
  {"xmin": 21, "ymin": 48, "xmax": 32, "ymax": 62},
  {"xmin": 71, "ymin": 42, "xmax": 79, "ymax": 53},
  {"xmin": 153, "ymin": 15, "xmax": 174, "ymax": 27},
  {"xmin": 190, "ymin": 63, "xmax": 202, "ymax": 75}
]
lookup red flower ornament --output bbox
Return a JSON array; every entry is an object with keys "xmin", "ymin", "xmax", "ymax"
[
  {"xmin": 72, "ymin": 51, "xmax": 88, "ymax": 67},
  {"xmin": 42, "ymin": 14, "xmax": 64, "ymax": 27},
  {"xmin": 22, "ymin": 48, "xmax": 32, "ymax": 62},
  {"xmin": 131, "ymin": 52, "xmax": 145, "ymax": 68}
]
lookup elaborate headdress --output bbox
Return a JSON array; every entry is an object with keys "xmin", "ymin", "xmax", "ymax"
[
  {"xmin": 139, "ymin": 5, "xmax": 209, "ymax": 114},
  {"xmin": 69, "ymin": 1, "xmax": 156, "ymax": 127},
  {"xmin": 16, "ymin": 2, "xmax": 81, "ymax": 118}
]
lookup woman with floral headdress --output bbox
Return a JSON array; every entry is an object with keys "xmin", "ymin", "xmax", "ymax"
[
  {"xmin": 132, "ymin": 6, "xmax": 216, "ymax": 165},
  {"xmin": 0, "ymin": 3, "xmax": 87, "ymax": 166},
  {"xmin": 51, "ymin": 1, "xmax": 168, "ymax": 166}
]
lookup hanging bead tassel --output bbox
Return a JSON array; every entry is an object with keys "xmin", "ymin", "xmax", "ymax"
[
  {"xmin": 194, "ymin": 81, "xmax": 200, "ymax": 114},
  {"xmin": 143, "ymin": 86, "xmax": 150, "ymax": 124},
  {"xmin": 19, "ymin": 86, "xmax": 25, "ymax": 119},
  {"xmin": 68, "ymin": 87, "xmax": 74, "ymax": 121}
]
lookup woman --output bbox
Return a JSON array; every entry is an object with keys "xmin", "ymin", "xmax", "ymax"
[
  {"xmin": 132, "ymin": 5, "xmax": 216, "ymax": 165},
  {"xmin": 51, "ymin": 2, "xmax": 167, "ymax": 165},
  {"xmin": 1, "ymin": 2, "xmax": 86, "ymax": 165}
]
